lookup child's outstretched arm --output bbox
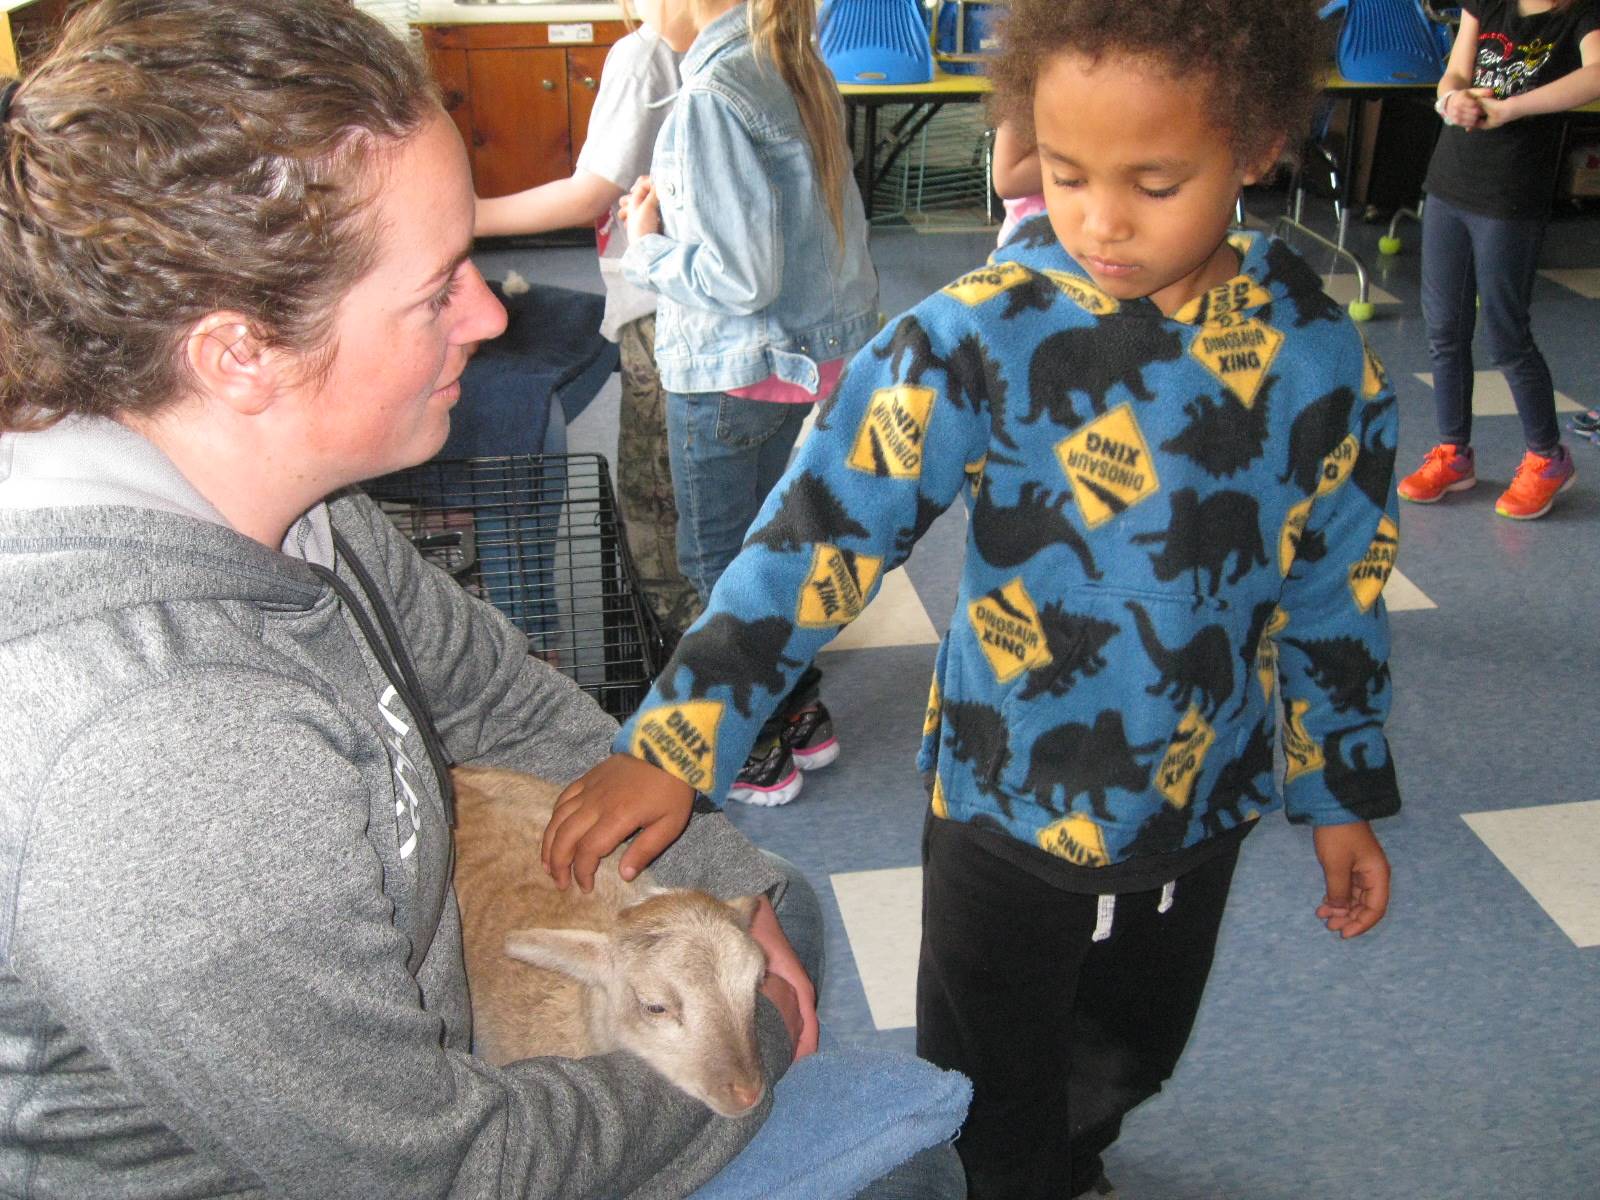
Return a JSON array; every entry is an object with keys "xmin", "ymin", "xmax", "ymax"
[
  {"xmin": 473, "ymin": 171, "xmax": 624, "ymax": 239},
  {"xmin": 543, "ymin": 297, "xmax": 994, "ymax": 887},
  {"xmin": 1275, "ymin": 336, "xmax": 1402, "ymax": 938}
]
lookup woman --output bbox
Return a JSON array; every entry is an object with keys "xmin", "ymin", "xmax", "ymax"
[
  {"xmin": 0, "ymin": 1, "xmax": 814, "ymax": 1194},
  {"xmin": 1401, "ymin": 0, "xmax": 1600, "ymax": 519}
]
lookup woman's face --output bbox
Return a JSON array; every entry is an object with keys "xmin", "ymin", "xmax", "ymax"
[{"xmin": 289, "ymin": 110, "xmax": 506, "ymax": 490}]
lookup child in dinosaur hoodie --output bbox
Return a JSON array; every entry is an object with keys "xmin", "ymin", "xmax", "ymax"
[{"xmin": 545, "ymin": 2, "xmax": 1402, "ymax": 1195}]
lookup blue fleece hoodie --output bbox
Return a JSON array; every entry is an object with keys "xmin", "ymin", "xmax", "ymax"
[{"xmin": 617, "ymin": 223, "xmax": 1402, "ymax": 869}]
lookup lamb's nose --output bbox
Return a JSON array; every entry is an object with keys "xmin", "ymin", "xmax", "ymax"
[{"xmin": 728, "ymin": 1079, "xmax": 764, "ymax": 1112}]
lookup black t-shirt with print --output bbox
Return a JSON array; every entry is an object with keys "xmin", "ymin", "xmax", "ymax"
[{"xmin": 1425, "ymin": 0, "xmax": 1600, "ymax": 217}]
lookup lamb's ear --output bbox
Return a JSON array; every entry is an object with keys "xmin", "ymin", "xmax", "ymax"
[
  {"xmin": 723, "ymin": 894, "xmax": 762, "ymax": 929},
  {"xmin": 504, "ymin": 928, "xmax": 611, "ymax": 984}
]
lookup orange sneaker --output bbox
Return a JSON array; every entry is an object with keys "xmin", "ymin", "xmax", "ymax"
[
  {"xmin": 1398, "ymin": 443, "xmax": 1476, "ymax": 503},
  {"xmin": 1495, "ymin": 445, "xmax": 1575, "ymax": 520}
]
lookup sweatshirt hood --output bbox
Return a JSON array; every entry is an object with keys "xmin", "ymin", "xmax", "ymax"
[
  {"xmin": 0, "ymin": 416, "xmax": 335, "ymax": 642},
  {"xmin": 990, "ymin": 218, "xmax": 1293, "ymax": 321}
]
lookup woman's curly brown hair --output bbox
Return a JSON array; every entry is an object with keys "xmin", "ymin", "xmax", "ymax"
[
  {"xmin": 989, "ymin": 0, "xmax": 1329, "ymax": 165},
  {"xmin": 0, "ymin": 0, "xmax": 439, "ymax": 432}
]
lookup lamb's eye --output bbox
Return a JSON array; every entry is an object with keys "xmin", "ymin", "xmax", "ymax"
[{"xmin": 642, "ymin": 1001, "xmax": 669, "ymax": 1016}]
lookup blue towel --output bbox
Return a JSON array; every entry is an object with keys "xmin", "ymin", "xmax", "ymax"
[{"xmin": 690, "ymin": 1050, "xmax": 971, "ymax": 1200}]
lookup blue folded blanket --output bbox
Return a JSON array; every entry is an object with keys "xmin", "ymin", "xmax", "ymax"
[{"xmin": 690, "ymin": 1050, "xmax": 971, "ymax": 1200}]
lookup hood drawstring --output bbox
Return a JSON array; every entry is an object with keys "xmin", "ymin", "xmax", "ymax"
[{"xmin": 309, "ymin": 531, "xmax": 456, "ymax": 826}]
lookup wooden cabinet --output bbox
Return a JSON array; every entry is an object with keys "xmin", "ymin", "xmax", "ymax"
[{"xmin": 420, "ymin": 22, "xmax": 627, "ymax": 197}]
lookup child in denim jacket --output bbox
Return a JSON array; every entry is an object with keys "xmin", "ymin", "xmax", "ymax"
[{"xmin": 620, "ymin": 0, "xmax": 879, "ymax": 806}]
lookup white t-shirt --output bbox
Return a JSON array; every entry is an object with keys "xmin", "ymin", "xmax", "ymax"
[{"xmin": 574, "ymin": 28, "xmax": 681, "ymax": 341}]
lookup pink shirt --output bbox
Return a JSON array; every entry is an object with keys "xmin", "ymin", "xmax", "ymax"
[{"xmin": 727, "ymin": 358, "xmax": 846, "ymax": 405}]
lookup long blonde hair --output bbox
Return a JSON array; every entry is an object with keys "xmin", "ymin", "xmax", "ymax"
[{"xmin": 745, "ymin": 0, "xmax": 852, "ymax": 248}]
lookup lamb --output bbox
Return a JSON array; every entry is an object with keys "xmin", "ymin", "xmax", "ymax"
[{"xmin": 451, "ymin": 764, "xmax": 770, "ymax": 1117}]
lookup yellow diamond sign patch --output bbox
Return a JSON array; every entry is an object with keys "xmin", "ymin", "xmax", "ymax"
[
  {"xmin": 1348, "ymin": 514, "xmax": 1399, "ymax": 613},
  {"xmin": 1282, "ymin": 698, "xmax": 1325, "ymax": 783},
  {"xmin": 631, "ymin": 700, "xmax": 724, "ymax": 793},
  {"xmin": 968, "ymin": 578, "xmax": 1051, "ymax": 683},
  {"xmin": 1172, "ymin": 276, "xmax": 1274, "ymax": 325},
  {"xmin": 930, "ymin": 772, "xmax": 949, "ymax": 819},
  {"xmin": 1040, "ymin": 270, "xmax": 1120, "ymax": 315},
  {"xmin": 849, "ymin": 384, "xmax": 935, "ymax": 479},
  {"xmin": 1316, "ymin": 434, "xmax": 1359, "ymax": 497},
  {"xmin": 924, "ymin": 676, "xmax": 942, "ymax": 736},
  {"xmin": 1257, "ymin": 607, "xmax": 1288, "ymax": 701},
  {"xmin": 1189, "ymin": 314, "xmax": 1284, "ymax": 407},
  {"xmin": 796, "ymin": 544, "xmax": 882, "ymax": 627},
  {"xmin": 1056, "ymin": 404, "xmax": 1160, "ymax": 529},
  {"xmin": 1155, "ymin": 706, "xmax": 1217, "ymax": 809},
  {"xmin": 942, "ymin": 260, "xmax": 1034, "ymax": 307},
  {"xmin": 1037, "ymin": 813, "xmax": 1110, "ymax": 866},
  {"xmin": 1362, "ymin": 339, "xmax": 1388, "ymax": 398}
]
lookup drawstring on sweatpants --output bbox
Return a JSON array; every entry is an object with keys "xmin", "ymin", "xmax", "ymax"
[
  {"xmin": 1158, "ymin": 880, "xmax": 1176, "ymax": 914},
  {"xmin": 1092, "ymin": 880, "xmax": 1178, "ymax": 942}
]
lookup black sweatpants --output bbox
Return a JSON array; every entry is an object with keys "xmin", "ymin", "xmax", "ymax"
[{"xmin": 916, "ymin": 815, "xmax": 1243, "ymax": 1199}]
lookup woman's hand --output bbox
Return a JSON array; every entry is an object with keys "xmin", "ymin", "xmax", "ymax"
[
  {"xmin": 540, "ymin": 753, "xmax": 694, "ymax": 891},
  {"xmin": 748, "ymin": 896, "xmax": 819, "ymax": 1060},
  {"xmin": 1440, "ymin": 87, "xmax": 1488, "ymax": 129}
]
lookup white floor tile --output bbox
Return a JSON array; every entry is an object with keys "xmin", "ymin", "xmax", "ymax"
[
  {"xmin": 1384, "ymin": 567, "xmax": 1436, "ymax": 612},
  {"xmin": 1539, "ymin": 267, "xmax": 1600, "ymax": 299},
  {"xmin": 830, "ymin": 867, "xmax": 922, "ymax": 1030},
  {"xmin": 1462, "ymin": 800, "xmax": 1600, "ymax": 948},
  {"xmin": 1412, "ymin": 372, "xmax": 1584, "ymax": 416},
  {"xmin": 820, "ymin": 566, "xmax": 940, "ymax": 653}
]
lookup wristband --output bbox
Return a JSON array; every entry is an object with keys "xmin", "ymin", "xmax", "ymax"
[{"xmin": 1435, "ymin": 89, "xmax": 1460, "ymax": 123}]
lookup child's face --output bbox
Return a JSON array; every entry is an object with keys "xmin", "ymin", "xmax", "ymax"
[
  {"xmin": 1032, "ymin": 51, "xmax": 1276, "ymax": 317},
  {"xmin": 635, "ymin": 0, "xmax": 701, "ymax": 52}
]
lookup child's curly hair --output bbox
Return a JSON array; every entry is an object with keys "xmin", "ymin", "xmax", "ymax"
[{"xmin": 989, "ymin": 0, "xmax": 1328, "ymax": 165}]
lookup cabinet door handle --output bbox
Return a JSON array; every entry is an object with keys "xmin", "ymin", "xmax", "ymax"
[
  {"xmin": 581, "ymin": 76, "xmax": 597, "ymax": 90},
  {"xmin": 541, "ymin": 79, "xmax": 556, "ymax": 92}
]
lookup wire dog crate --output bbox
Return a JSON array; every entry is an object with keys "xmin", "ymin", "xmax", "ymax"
[{"xmin": 363, "ymin": 454, "xmax": 667, "ymax": 720}]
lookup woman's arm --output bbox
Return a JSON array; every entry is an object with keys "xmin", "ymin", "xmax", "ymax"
[
  {"xmin": 1478, "ymin": 30, "xmax": 1600, "ymax": 126},
  {"xmin": 474, "ymin": 170, "xmax": 625, "ymax": 239}
]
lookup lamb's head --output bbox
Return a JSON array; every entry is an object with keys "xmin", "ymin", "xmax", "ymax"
[{"xmin": 504, "ymin": 890, "xmax": 768, "ymax": 1117}]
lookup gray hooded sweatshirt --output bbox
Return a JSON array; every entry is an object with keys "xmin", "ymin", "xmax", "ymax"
[{"xmin": 0, "ymin": 418, "xmax": 789, "ymax": 1199}]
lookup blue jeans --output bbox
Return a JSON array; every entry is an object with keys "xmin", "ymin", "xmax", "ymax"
[
  {"xmin": 764, "ymin": 854, "xmax": 967, "ymax": 1200},
  {"xmin": 666, "ymin": 391, "xmax": 810, "ymax": 602},
  {"xmin": 1420, "ymin": 192, "xmax": 1559, "ymax": 453}
]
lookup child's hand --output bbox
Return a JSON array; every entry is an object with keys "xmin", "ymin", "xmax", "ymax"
[
  {"xmin": 1312, "ymin": 821, "xmax": 1390, "ymax": 938},
  {"xmin": 1472, "ymin": 88, "xmax": 1516, "ymax": 130},
  {"xmin": 540, "ymin": 752, "xmax": 694, "ymax": 892},
  {"xmin": 1440, "ymin": 88, "xmax": 1487, "ymax": 129},
  {"xmin": 749, "ymin": 896, "xmax": 819, "ymax": 1059},
  {"xmin": 624, "ymin": 175, "xmax": 660, "ymax": 240}
]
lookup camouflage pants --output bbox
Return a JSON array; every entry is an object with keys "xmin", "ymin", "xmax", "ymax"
[{"xmin": 616, "ymin": 314, "xmax": 703, "ymax": 643}]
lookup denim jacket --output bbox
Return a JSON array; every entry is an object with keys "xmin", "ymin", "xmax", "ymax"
[{"xmin": 621, "ymin": 4, "xmax": 879, "ymax": 395}]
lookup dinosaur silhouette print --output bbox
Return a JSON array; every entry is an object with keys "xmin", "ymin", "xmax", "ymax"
[
  {"xmin": 746, "ymin": 471, "xmax": 870, "ymax": 553},
  {"xmin": 941, "ymin": 700, "xmax": 1014, "ymax": 815},
  {"xmin": 1350, "ymin": 395, "xmax": 1398, "ymax": 513},
  {"xmin": 659, "ymin": 614, "xmax": 802, "ymax": 718},
  {"xmin": 1023, "ymin": 316, "xmax": 1184, "ymax": 428},
  {"xmin": 811, "ymin": 362, "xmax": 852, "ymax": 431},
  {"xmin": 1280, "ymin": 386, "xmax": 1357, "ymax": 494},
  {"xmin": 1282, "ymin": 635, "xmax": 1388, "ymax": 716},
  {"xmin": 1285, "ymin": 522, "xmax": 1329, "ymax": 581},
  {"xmin": 1231, "ymin": 599, "xmax": 1281, "ymax": 717},
  {"xmin": 1000, "ymin": 272, "xmax": 1061, "ymax": 320},
  {"xmin": 1324, "ymin": 721, "xmax": 1395, "ymax": 814},
  {"xmin": 1262, "ymin": 238, "xmax": 1345, "ymax": 327},
  {"xmin": 1017, "ymin": 603, "xmax": 1119, "ymax": 701},
  {"xmin": 1200, "ymin": 718, "xmax": 1275, "ymax": 836},
  {"xmin": 1124, "ymin": 600, "xmax": 1234, "ymax": 719},
  {"xmin": 1011, "ymin": 214, "xmax": 1057, "ymax": 249},
  {"xmin": 1131, "ymin": 488, "xmax": 1267, "ymax": 600},
  {"xmin": 1021, "ymin": 710, "xmax": 1163, "ymax": 820},
  {"xmin": 1160, "ymin": 375, "xmax": 1275, "ymax": 479},
  {"xmin": 972, "ymin": 475, "xmax": 1102, "ymax": 579},
  {"xmin": 872, "ymin": 313, "xmax": 943, "ymax": 383},
  {"xmin": 894, "ymin": 493, "xmax": 947, "ymax": 560},
  {"xmin": 942, "ymin": 332, "xmax": 1018, "ymax": 448},
  {"xmin": 1120, "ymin": 794, "xmax": 1191, "ymax": 858}
]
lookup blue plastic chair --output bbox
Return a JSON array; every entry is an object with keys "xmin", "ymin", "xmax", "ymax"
[
  {"xmin": 820, "ymin": 0, "xmax": 934, "ymax": 85},
  {"xmin": 1318, "ymin": 0, "xmax": 1448, "ymax": 84}
]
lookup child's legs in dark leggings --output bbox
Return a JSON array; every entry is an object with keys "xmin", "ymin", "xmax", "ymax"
[
  {"xmin": 1421, "ymin": 194, "xmax": 1479, "ymax": 447},
  {"xmin": 1472, "ymin": 209, "xmax": 1557, "ymax": 452},
  {"xmin": 916, "ymin": 814, "xmax": 1241, "ymax": 1200}
]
